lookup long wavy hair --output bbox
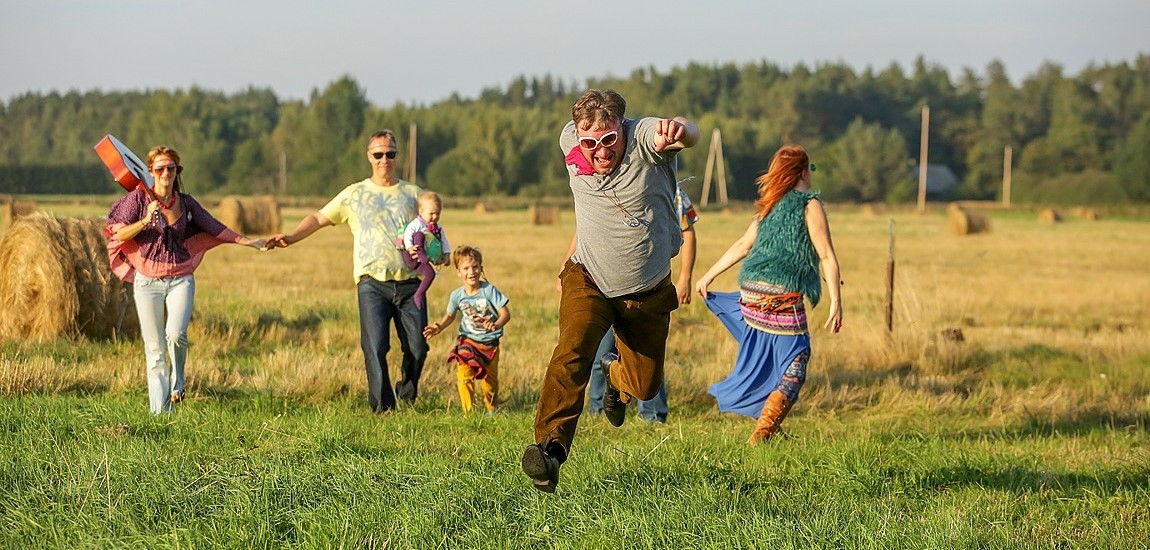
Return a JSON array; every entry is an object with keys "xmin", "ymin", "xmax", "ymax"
[{"xmin": 753, "ymin": 145, "xmax": 809, "ymax": 220}]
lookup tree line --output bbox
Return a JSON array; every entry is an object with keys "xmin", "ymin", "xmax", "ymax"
[{"xmin": 2, "ymin": 55, "xmax": 1148, "ymax": 204}]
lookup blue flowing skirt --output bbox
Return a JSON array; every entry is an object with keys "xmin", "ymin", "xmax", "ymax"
[{"xmin": 704, "ymin": 291, "xmax": 811, "ymax": 418}]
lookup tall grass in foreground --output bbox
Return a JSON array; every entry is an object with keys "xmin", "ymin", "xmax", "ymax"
[
  {"xmin": 1, "ymin": 204, "xmax": 1149, "ymax": 547},
  {"xmin": 2, "ymin": 394, "xmax": 1147, "ymax": 548}
]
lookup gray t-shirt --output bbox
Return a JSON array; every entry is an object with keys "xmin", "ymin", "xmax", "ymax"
[{"xmin": 561, "ymin": 117, "xmax": 683, "ymax": 297}]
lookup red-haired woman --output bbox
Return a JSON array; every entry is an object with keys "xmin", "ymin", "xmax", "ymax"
[
  {"xmin": 105, "ymin": 146, "xmax": 267, "ymax": 414},
  {"xmin": 695, "ymin": 145, "xmax": 842, "ymax": 444}
]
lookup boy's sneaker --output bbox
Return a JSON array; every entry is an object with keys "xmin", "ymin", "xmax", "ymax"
[
  {"xmin": 601, "ymin": 353, "xmax": 626, "ymax": 428},
  {"xmin": 521, "ymin": 444, "xmax": 560, "ymax": 493}
]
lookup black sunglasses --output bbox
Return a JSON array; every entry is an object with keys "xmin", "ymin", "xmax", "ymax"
[{"xmin": 371, "ymin": 150, "xmax": 398, "ymax": 160}]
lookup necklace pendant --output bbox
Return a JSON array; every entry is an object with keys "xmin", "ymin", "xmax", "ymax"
[{"xmin": 623, "ymin": 214, "xmax": 640, "ymax": 228}]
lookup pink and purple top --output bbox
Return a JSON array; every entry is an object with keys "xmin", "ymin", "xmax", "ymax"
[{"xmin": 104, "ymin": 188, "xmax": 243, "ymax": 283}]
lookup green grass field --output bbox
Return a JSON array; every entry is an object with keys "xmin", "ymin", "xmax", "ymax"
[{"xmin": 2, "ymin": 200, "xmax": 1148, "ymax": 547}]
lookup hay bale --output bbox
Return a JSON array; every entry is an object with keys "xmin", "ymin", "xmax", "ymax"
[
  {"xmin": 529, "ymin": 204, "xmax": 561, "ymax": 225},
  {"xmin": 216, "ymin": 195, "xmax": 281, "ymax": 235},
  {"xmin": 0, "ymin": 194, "xmax": 11, "ymax": 232},
  {"xmin": 1037, "ymin": 208, "xmax": 1063, "ymax": 223},
  {"xmin": 0, "ymin": 213, "xmax": 139, "ymax": 341},
  {"xmin": 1074, "ymin": 207, "xmax": 1100, "ymax": 221},
  {"xmin": 946, "ymin": 203, "xmax": 991, "ymax": 236},
  {"xmin": 473, "ymin": 201, "xmax": 493, "ymax": 214},
  {"xmin": 859, "ymin": 203, "xmax": 887, "ymax": 217},
  {"xmin": 12, "ymin": 200, "xmax": 37, "ymax": 218}
]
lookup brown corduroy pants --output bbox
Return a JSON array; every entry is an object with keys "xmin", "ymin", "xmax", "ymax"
[{"xmin": 532, "ymin": 260, "xmax": 679, "ymax": 457}]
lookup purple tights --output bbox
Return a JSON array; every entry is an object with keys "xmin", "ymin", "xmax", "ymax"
[{"xmin": 402, "ymin": 232, "xmax": 437, "ymax": 310}]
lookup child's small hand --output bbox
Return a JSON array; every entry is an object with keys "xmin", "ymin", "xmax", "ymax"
[{"xmin": 423, "ymin": 322, "xmax": 440, "ymax": 339}]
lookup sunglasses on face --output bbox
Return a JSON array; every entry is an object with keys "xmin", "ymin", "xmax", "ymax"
[
  {"xmin": 152, "ymin": 164, "xmax": 178, "ymax": 174},
  {"xmin": 578, "ymin": 130, "xmax": 620, "ymax": 150},
  {"xmin": 371, "ymin": 150, "xmax": 398, "ymax": 160}
]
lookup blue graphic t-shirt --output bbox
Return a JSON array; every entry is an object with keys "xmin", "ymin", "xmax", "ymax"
[{"xmin": 445, "ymin": 281, "xmax": 509, "ymax": 343}]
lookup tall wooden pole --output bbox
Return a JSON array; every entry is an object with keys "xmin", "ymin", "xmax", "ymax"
[
  {"xmin": 715, "ymin": 129, "xmax": 728, "ymax": 204},
  {"xmin": 1002, "ymin": 145, "xmax": 1013, "ymax": 208},
  {"xmin": 406, "ymin": 122, "xmax": 418, "ymax": 184},
  {"xmin": 884, "ymin": 219, "xmax": 896, "ymax": 332},
  {"xmin": 917, "ymin": 105, "xmax": 930, "ymax": 213},
  {"xmin": 278, "ymin": 150, "xmax": 287, "ymax": 195}
]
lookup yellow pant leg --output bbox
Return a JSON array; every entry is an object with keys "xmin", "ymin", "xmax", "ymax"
[
  {"xmin": 478, "ymin": 351, "xmax": 500, "ymax": 412},
  {"xmin": 455, "ymin": 361, "xmax": 476, "ymax": 414}
]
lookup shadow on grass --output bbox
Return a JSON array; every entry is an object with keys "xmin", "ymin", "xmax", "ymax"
[
  {"xmin": 816, "ymin": 343, "xmax": 1092, "ymax": 400},
  {"xmin": 927, "ymin": 410, "xmax": 1150, "ymax": 441},
  {"xmin": 918, "ymin": 462, "xmax": 1150, "ymax": 495},
  {"xmin": 199, "ymin": 308, "xmax": 340, "ymax": 342}
]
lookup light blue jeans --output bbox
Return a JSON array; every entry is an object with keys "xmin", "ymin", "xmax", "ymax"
[{"xmin": 133, "ymin": 273, "xmax": 195, "ymax": 414}]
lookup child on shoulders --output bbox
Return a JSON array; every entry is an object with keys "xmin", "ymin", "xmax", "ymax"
[{"xmin": 423, "ymin": 245, "xmax": 511, "ymax": 414}]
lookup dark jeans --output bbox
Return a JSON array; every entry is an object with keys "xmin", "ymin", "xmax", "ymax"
[
  {"xmin": 587, "ymin": 327, "xmax": 669, "ymax": 423},
  {"xmin": 533, "ymin": 260, "xmax": 678, "ymax": 455},
  {"xmin": 357, "ymin": 277, "xmax": 428, "ymax": 412}
]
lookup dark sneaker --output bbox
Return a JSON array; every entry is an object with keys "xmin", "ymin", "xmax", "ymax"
[
  {"xmin": 601, "ymin": 353, "xmax": 626, "ymax": 428},
  {"xmin": 395, "ymin": 381, "xmax": 417, "ymax": 403},
  {"xmin": 521, "ymin": 444, "xmax": 560, "ymax": 493}
]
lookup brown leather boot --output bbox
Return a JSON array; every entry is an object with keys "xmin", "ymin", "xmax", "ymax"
[{"xmin": 748, "ymin": 391, "xmax": 793, "ymax": 445}]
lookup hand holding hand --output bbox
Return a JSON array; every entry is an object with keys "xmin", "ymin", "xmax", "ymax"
[
  {"xmin": 266, "ymin": 234, "xmax": 289, "ymax": 249},
  {"xmin": 423, "ymin": 323, "xmax": 440, "ymax": 339}
]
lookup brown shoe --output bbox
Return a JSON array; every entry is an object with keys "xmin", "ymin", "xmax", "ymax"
[{"xmin": 748, "ymin": 391, "xmax": 792, "ymax": 445}]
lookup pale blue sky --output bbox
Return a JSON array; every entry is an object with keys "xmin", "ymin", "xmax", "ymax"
[{"xmin": 1, "ymin": 0, "xmax": 1146, "ymax": 106}]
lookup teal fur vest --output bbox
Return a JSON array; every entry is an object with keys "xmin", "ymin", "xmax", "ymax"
[{"xmin": 737, "ymin": 189, "xmax": 822, "ymax": 306}]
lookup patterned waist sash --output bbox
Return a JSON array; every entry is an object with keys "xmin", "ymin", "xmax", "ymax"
[
  {"xmin": 739, "ymin": 281, "xmax": 808, "ymax": 335},
  {"xmin": 447, "ymin": 335, "xmax": 499, "ymax": 380}
]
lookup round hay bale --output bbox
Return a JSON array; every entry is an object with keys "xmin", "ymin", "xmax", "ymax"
[
  {"xmin": 859, "ymin": 203, "xmax": 886, "ymax": 217},
  {"xmin": 946, "ymin": 204, "xmax": 991, "ymax": 236},
  {"xmin": 0, "ymin": 213, "xmax": 139, "ymax": 341},
  {"xmin": 473, "ymin": 201, "xmax": 492, "ymax": 214},
  {"xmin": 0, "ymin": 194, "xmax": 12, "ymax": 233},
  {"xmin": 12, "ymin": 200, "xmax": 37, "ymax": 218},
  {"xmin": 528, "ymin": 204, "xmax": 561, "ymax": 225},
  {"xmin": 1077, "ymin": 208, "xmax": 1100, "ymax": 221},
  {"xmin": 217, "ymin": 195, "xmax": 281, "ymax": 235},
  {"xmin": 1037, "ymin": 208, "xmax": 1063, "ymax": 223}
]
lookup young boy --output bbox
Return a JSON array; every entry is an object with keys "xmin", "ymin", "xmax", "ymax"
[{"xmin": 423, "ymin": 245, "xmax": 511, "ymax": 414}]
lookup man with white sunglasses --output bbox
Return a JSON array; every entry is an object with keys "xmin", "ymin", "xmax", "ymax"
[{"xmin": 523, "ymin": 89, "xmax": 699, "ymax": 493}]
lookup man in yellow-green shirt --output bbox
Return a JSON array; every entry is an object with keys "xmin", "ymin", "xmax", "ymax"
[{"xmin": 269, "ymin": 130, "xmax": 426, "ymax": 412}]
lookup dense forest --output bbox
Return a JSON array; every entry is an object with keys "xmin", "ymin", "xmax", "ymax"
[{"xmin": 2, "ymin": 55, "xmax": 1148, "ymax": 204}]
